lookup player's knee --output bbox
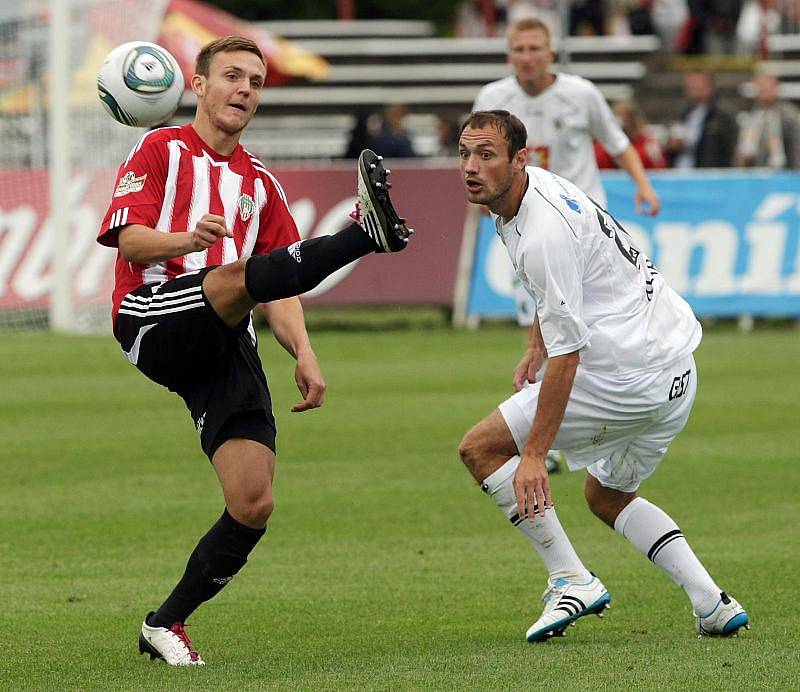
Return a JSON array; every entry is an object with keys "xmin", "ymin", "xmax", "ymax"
[
  {"xmin": 231, "ymin": 491, "xmax": 275, "ymax": 528},
  {"xmin": 217, "ymin": 257, "xmax": 248, "ymax": 284},
  {"xmin": 584, "ymin": 475, "xmax": 634, "ymax": 527},
  {"xmin": 204, "ymin": 257, "xmax": 249, "ymax": 297},
  {"xmin": 584, "ymin": 476, "xmax": 608, "ymax": 516},
  {"xmin": 458, "ymin": 429, "xmax": 485, "ymax": 471}
]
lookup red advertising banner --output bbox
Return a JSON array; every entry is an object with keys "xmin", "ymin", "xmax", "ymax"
[
  {"xmin": 276, "ymin": 161, "xmax": 468, "ymax": 306},
  {"xmin": 0, "ymin": 162, "xmax": 468, "ymax": 312}
]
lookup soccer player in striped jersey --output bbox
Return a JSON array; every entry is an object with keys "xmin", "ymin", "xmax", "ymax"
[
  {"xmin": 457, "ymin": 110, "xmax": 748, "ymax": 642},
  {"xmin": 97, "ymin": 36, "xmax": 410, "ymax": 666}
]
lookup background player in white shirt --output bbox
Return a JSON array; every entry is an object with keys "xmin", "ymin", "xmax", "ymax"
[
  {"xmin": 473, "ymin": 17, "xmax": 660, "ymax": 213},
  {"xmin": 457, "ymin": 110, "xmax": 748, "ymax": 642},
  {"xmin": 97, "ymin": 37, "xmax": 411, "ymax": 666},
  {"xmin": 473, "ymin": 17, "xmax": 663, "ymax": 472}
]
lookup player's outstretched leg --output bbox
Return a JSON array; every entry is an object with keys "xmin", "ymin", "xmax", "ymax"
[
  {"xmin": 526, "ymin": 574, "xmax": 611, "ymax": 642},
  {"xmin": 243, "ymin": 149, "xmax": 413, "ymax": 305},
  {"xmin": 139, "ymin": 613, "xmax": 205, "ymax": 666},
  {"xmin": 355, "ymin": 149, "xmax": 413, "ymax": 252},
  {"xmin": 695, "ymin": 592, "xmax": 750, "ymax": 637}
]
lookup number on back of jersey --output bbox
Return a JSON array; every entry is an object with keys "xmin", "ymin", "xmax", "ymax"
[{"xmin": 593, "ymin": 203, "xmax": 658, "ymax": 301}]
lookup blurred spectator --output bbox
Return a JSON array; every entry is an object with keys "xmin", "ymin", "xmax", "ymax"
[
  {"xmin": 735, "ymin": 73, "xmax": 800, "ymax": 168},
  {"xmin": 705, "ymin": 1, "xmax": 744, "ymax": 54},
  {"xmin": 344, "ymin": 109, "xmax": 375, "ymax": 159},
  {"xmin": 454, "ymin": 0, "xmax": 494, "ymax": 36},
  {"xmin": 651, "ymin": 0, "xmax": 690, "ymax": 50},
  {"xmin": 677, "ymin": 1, "xmax": 744, "ymax": 54},
  {"xmin": 370, "ymin": 103, "xmax": 416, "ymax": 159},
  {"xmin": 435, "ymin": 114, "xmax": 462, "ymax": 157},
  {"xmin": 570, "ymin": 0, "xmax": 605, "ymax": 36},
  {"xmin": 596, "ymin": 100, "xmax": 668, "ymax": 169},
  {"xmin": 505, "ymin": 0, "xmax": 562, "ymax": 38},
  {"xmin": 666, "ymin": 70, "xmax": 737, "ymax": 167},
  {"xmin": 627, "ymin": 1, "xmax": 658, "ymax": 35},
  {"xmin": 737, "ymin": 0, "xmax": 781, "ymax": 57}
]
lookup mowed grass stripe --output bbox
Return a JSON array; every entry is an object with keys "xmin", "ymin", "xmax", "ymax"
[{"xmin": 1, "ymin": 326, "xmax": 798, "ymax": 690}]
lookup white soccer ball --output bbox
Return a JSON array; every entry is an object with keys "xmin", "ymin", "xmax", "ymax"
[{"xmin": 97, "ymin": 41, "xmax": 184, "ymax": 127}]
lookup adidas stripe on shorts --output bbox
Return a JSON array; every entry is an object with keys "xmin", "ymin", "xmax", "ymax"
[{"xmin": 117, "ymin": 267, "xmax": 276, "ymax": 459}]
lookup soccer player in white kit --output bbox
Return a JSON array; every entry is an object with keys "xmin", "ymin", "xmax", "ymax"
[
  {"xmin": 473, "ymin": 17, "xmax": 661, "ymax": 362},
  {"xmin": 457, "ymin": 110, "xmax": 749, "ymax": 641}
]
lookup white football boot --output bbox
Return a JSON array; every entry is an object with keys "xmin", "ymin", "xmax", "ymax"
[
  {"xmin": 355, "ymin": 148, "xmax": 413, "ymax": 252},
  {"xmin": 526, "ymin": 574, "xmax": 611, "ymax": 642},
  {"xmin": 139, "ymin": 612, "xmax": 205, "ymax": 665},
  {"xmin": 695, "ymin": 592, "xmax": 750, "ymax": 637}
]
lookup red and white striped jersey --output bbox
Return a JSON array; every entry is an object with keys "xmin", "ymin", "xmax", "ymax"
[{"xmin": 98, "ymin": 124, "xmax": 300, "ymax": 332}]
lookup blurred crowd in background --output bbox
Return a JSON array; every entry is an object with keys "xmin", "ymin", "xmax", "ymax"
[
  {"xmin": 344, "ymin": 69, "xmax": 800, "ymax": 172},
  {"xmin": 455, "ymin": 1, "xmax": 800, "ymax": 57},
  {"xmin": 335, "ymin": 1, "xmax": 800, "ymax": 170}
]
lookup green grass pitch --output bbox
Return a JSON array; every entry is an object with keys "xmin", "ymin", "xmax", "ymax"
[{"xmin": 1, "ymin": 323, "xmax": 798, "ymax": 690}]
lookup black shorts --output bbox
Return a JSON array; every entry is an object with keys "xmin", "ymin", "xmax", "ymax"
[{"xmin": 117, "ymin": 267, "xmax": 276, "ymax": 459}]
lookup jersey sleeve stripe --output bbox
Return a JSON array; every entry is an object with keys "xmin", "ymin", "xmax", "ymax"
[
  {"xmin": 124, "ymin": 125, "xmax": 181, "ymax": 166},
  {"xmin": 109, "ymin": 207, "xmax": 130, "ymax": 230},
  {"xmin": 263, "ymin": 170, "xmax": 288, "ymax": 204}
]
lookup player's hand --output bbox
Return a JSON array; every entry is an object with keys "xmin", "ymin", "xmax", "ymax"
[
  {"xmin": 292, "ymin": 351, "xmax": 326, "ymax": 412},
  {"xmin": 635, "ymin": 184, "xmax": 660, "ymax": 217},
  {"xmin": 189, "ymin": 214, "xmax": 232, "ymax": 251},
  {"xmin": 513, "ymin": 347, "xmax": 544, "ymax": 391},
  {"xmin": 513, "ymin": 454, "xmax": 552, "ymax": 520}
]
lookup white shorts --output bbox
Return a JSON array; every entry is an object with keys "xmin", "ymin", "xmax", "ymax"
[{"xmin": 498, "ymin": 354, "xmax": 697, "ymax": 492}]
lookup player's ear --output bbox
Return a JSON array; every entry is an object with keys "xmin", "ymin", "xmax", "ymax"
[
  {"xmin": 515, "ymin": 148, "xmax": 527, "ymax": 171},
  {"xmin": 190, "ymin": 73, "xmax": 206, "ymax": 97}
]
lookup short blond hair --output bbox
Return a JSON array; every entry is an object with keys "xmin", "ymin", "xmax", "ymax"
[{"xmin": 507, "ymin": 17, "xmax": 551, "ymax": 46}]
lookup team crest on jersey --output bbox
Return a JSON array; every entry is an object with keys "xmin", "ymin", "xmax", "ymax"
[
  {"xmin": 238, "ymin": 194, "xmax": 255, "ymax": 222},
  {"xmin": 113, "ymin": 171, "xmax": 147, "ymax": 197}
]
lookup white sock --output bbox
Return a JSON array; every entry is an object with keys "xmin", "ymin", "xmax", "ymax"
[
  {"xmin": 614, "ymin": 497, "xmax": 721, "ymax": 615},
  {"xmin": 482, "ymin": 456, "xmax": 591, "ymax": 583}
]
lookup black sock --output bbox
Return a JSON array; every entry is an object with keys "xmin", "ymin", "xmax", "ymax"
[
  {"xmin": 150, "ymin": 509, "xmax": 266, "ymax": 627},
  {"xmin": 244, "ymin": 223, "xmax": 375, "ymax": 303}
]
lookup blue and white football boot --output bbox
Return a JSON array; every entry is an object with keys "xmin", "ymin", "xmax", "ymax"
[
  {"xmin": 526, "ymin": 574, "xmax": 611, "ymax": 642},
  {"xmin": 695, "ymin": 592, "xmax": 750, "ymax": 637}
]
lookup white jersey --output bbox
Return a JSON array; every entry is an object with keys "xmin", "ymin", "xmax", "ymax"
[
  {"xmin": 473, "ymin": 73, "xmax": 629, "ymax": 205},
  {"xmin": 493, "ymin": 167, "xmax": 701, "ymax": 376}
]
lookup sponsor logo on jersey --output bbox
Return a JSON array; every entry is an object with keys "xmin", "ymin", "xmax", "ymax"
[
  {"xmin": 238, "ymin": 194, "xmax": 255, "ymax": 222},
  {"xmin": 559, "ymin": 193, "xmax": 581, "ymax": 213},
  {"xmin": 287, "ymin": 240, "xmax": 303, "ymax": 263},
  {"xmin": 113, "ymin": 171, "xmax": 147, "ymax": 197},
  {"xmin": 196, "ymin": 412, "xmax": 206, "ymax": 435}
]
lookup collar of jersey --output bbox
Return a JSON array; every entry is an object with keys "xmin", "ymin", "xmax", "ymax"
[{"xmin": 184, "ymin": 124, "xmax": 238, "ymax": 164}]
